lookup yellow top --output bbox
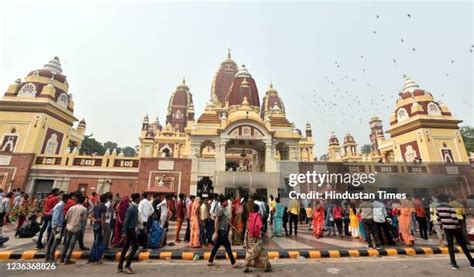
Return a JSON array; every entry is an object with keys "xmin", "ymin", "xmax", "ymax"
[
  {"xmin": 288, "ymin": 199, "xmax": 300, "ymax": 215},
  {"xmin": 269, "ymin": 199, "xmax": 276, "ymax": 210},
  {"xmin": 305, "ymin": 207, "xmax": 313, "ymax": 217}
]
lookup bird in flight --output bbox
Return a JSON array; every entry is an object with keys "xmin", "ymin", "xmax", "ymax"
[{"xmin": 407, "ymin": 13, "xmax": 411, "ymax": 18}]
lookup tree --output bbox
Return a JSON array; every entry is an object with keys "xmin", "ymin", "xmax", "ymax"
[
  {"xmin": 103, "ymin": 141, "xmax": 119, "ymax": 152},
  {"xmin": 460, "ymin": 126, "xmax": 474, "ymax": 154},
  {"xmin": 80, "ymin": 134, "xmax": 106, "ymax": 155},
  {"xmin": 360, "ymin": 144, "xmax": 372, "ymax": 154},
  {"xmin": 122, "ymin": 146, "xmax": 136, "ymax": 157}
]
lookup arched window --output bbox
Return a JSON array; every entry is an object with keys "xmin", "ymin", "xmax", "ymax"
[
  {"xmin": 427, "ymin": 102, "xmax": 441, "ymax": 115},
  {"xmin": 18, "ymin": 83, "xmax": 37, "ymax": 97},
  {"xmin": 57, "ymin": 93, "xmax": 69, "ymax": 109},
  {"xmin": 397, "ymin": 108, "xmax": 409, "ymax": 122}
]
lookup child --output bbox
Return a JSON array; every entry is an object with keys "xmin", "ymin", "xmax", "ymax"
[{"xmin": 243, "ymin": 204, "xmax": 272, "ymax": 273}]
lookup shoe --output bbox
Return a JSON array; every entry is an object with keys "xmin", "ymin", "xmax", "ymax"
[
  {"xmin": 451, "ymin": 264, "xmax": 459, "ymax": 270},
  {"xmin": 58, "ymin": 260, "xmax": 65, "ymax": 264},
  {"xmin": 35, "ymin": 245, "xmax": 45, "ymax": 250},
  {"xmin": 243, "ymin": 268, "xmax": 251, "ymax": 273},
  {"xmin": 232, "ymin": 263, "xmax": 242, "ymax": 268},
  {"xmin": 65, "ymin": 260, "xmax": 76, "ymax": 265},
  {"xmin": 80, "ymin": 247, "xmax": 90, "ymax": 251},
  {"xmin": 207, "ymin": 262, "xmax": 215, "ymax": 266},
  {"xmin": 125, "ymin": 268, "xmax": 135, "ymax": 274},
  {"xmin": 117, "ymin": 268, "xmax": 123, "ymax": 273},
  {"xmin": 265, "ymin": 267, "xmax": 273, "ymax": 272},
  {"xmin": 470, "ymin": 263, "xmax": 474, "ymax": 269}
]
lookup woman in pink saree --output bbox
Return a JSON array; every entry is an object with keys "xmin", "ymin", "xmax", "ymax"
[
  {"xmin": 312, "ymin": 201, "xmax": 325, "ymax": 238},
  {"xmin": 112, "ymin": 196, "xmax": 130, "ymax": 247}
]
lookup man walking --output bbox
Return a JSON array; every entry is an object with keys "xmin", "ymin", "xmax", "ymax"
[
  {"xmin": 288, "ymin": 198, "xmax": 300, "ymax": 236},
  {"xmin": 208, "ymin": 195, "xmax": 240, "ymax": 268},
  {"xmin": 138, "ymin": 192, "xmax": 154, "ymax": 249},
  {"xmin": 45, "ymin": 193, "xmax": 69, "ymax": 262},
  {"xmin": 117, "ymin": 193, "xmax": 141, "ymax": 274},
  {"xmin": 36, "ymin": 188, "xmax": 60, "ymax": 249},
  {"xmin": 60, "ymin": 195, "xmax": 87, "ymax": 264},
  {"xmin": 430, "ymin": 196, "xmax": 446, "ymax": 246},
  {"xmin": 436, "ymin": 194, "xmax": 474, "ymax": 269},
  {"xmin": 359, "ymin": 200, "xmax": 381, "ymax": 249},
  {"xmin": 373, "ymin": 199, "xmax": 395, "ymax": 245}
]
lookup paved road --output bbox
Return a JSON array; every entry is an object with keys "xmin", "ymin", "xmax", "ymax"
[{"xmin": 1, "ymin": 255, "xmax": 473, "ymax": 276}]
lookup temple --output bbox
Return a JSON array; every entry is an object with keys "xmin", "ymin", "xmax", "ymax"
[{"xmin": 0, "ymin": 54, "xmax": 473, "ymax": 200}]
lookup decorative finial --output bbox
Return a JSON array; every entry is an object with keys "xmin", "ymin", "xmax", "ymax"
[
  {"xmin": 182, "ymin": 76, "xmax": 186, "ymax": 84},
  {"xmin": 269, "ymin": 81, "xmax": 273, "ymax": 88},
  {"xmin": 227, "ymin": 48, "xmax": 231, "ymax": 59}
]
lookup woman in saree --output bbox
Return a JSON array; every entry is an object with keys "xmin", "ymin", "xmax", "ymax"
[
  {"xmin": 399, "ymin": 199, "xmax": 415, "ymax": 246},
  {"xmin": 349, "ymin": 203, "xmax": 359, "ymax": 238},
  {"xmin": 232, "ymin": 196, "xmax": 244, "ymax": 245},
  {"xmin": 189, "ymin": 197, "xmax": 201, "ymax": 248},
  {"xmin": 243, "ymin": 203, "xmax": 272, "ymax": 273},
  {"xmin": 357, "ymin": 207, "xmax": 366, "ymax": 241},
  {"xmin": 312, "ymin": 200, "xmax": 325, "ymax": 238},
  {"xmin": 272, "ymin": 198, "xmax": 284, "ymax": 237},
  {"xmin": 15, "ymin": 194, "xmax": 31, "ymax": 233},
  {"xmin": 112, "ymin": 196, "xmax": 130, "ymax": 247}
]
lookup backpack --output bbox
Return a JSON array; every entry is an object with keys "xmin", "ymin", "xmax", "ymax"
[{"xmin": 148, "ymin": 220, "xmax": 165, "ymax": 249}]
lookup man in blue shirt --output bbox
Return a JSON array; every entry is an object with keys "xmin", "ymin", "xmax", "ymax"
[
  {"xmin": 45, "ymin": 193, "xmax": 69, "ymax": 262},
  {"xmin": 117, "ymin": 193, "xmax": 140, "ymax": 274}
]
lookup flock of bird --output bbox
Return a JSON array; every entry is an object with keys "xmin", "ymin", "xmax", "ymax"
[{"xmin": 297, "ymin": 12, "xmax": 473, "ymax": 144}]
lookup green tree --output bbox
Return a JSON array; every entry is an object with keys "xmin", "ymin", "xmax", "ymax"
[
  {"xmin": 80, "ymin": 134, "xmax": 106, "ymax": 155},
  {"xmin": 460, "ymin": 126, "xmax": 474, "ymax": 154},
  {"xmin": 103, "ymin": 141, "xmax": 119, "ymax": 152},
  {"xmin": 360, "ymin": 144, "xmax": 372, "ymax": 154},
  {"xmin": 122, "ymin": 146, "xmax": 136, "ymax": 157}
]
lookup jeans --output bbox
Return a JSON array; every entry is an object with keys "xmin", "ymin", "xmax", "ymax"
[
  {"xmin": 334, "ymin": 218, "xmax": 343, "ymax": 236},
  {"xmin": 432, "ymin": 222, "xmax": 446, "ymax": 245},
  {"xmin": 208, "ymin": 230, "xmax": 235, "ymax": 264},
  {"xmin": 89, "ymin": 226, "xmax": 103, "ymax": 262},
  {"xmin": 199, "ymin": 221, "xmax": 206, "ymax": 244},
  {"xmin": 78, "ymin": 223, "xmax": 86, "ymax": 249},
  {"xmin": 416, "ymin": 216, "xmax": 428, "ymax": 239},
  {"xmin": 375, "ymin": 221, "xmax": 395, "ymax": 245},
  {"xmin": 343, "ymin": 218, "xmax": 350, "ymax": 235},
  {"xmin": 61, "ymin": 231, "xmax": 79, "ymax": 262},
  {"xmin": 104, "ymin": 222, "xmax": 112, "ymax": 249},
  {"xmin": 118, "ymin": 228, "xmax": 139, "ymax": 270},
  {"xmin": 45, "ymin": 228, "xmax": 62, "ymax": 261},
  {"xmin": 289, "ymin": 213, "xmax": 298, "ymax": 235},
  {"xmin": 445, "ymin": 228, "xmax": 474, "ymax": 266},
  {"xmin": 37, "ymin": 215, "xmax": 52, "ymax": 247},
  {"xmin": 362, "ymin": 219, "xmax": 380, "ymax": 247},
  {"xmin": 206, "ymin": 218, "xmax": 215, "ymax": 243}
]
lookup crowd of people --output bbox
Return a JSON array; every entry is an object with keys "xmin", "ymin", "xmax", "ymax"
[{"xmin": 0, "ymin": 187, "xmax": 473, "ymax": 271}]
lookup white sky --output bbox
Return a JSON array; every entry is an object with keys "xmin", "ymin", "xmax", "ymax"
[{"xmin": 1, "ymin": 0, "xmax": 473, "ymax": 158}]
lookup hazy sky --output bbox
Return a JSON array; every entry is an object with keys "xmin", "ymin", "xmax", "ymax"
[{"xmin": 1, "ymin": 1, "xmax": 472, "ymax": 157}]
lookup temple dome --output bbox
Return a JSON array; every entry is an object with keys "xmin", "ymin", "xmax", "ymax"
[
  {"xmin": 210, "ymin": 50, "xmax": 238, "ymax": 105},
  {"xmin": 329, "ymin": 132, "xmax": 340, "ymax": 146},
  {"xmin": 226, "ymin": 65, "xmax": 260, "ymax": 108},
  {"xmin": 260, "ymin": 83, "xmax": 286, "ymax": 118},
  {"xmin": 392, "ymin": 76, "xmax": 449, "ymax": 126}
]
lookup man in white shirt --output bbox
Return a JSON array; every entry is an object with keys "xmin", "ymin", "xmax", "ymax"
[
  {"xmin": 103, "ymin": 192, "xmax": 115, "ymax": 249},
  {"xmin": 0, "ymin": 192, "xmax": 13, "ymax": 246},
  {"xmin": 156, "ymin": 194, "xmax": 169, "ymax": 228},
  {"xmin": 138, "ymin": 193, "xmax": 154, "ymax": 249},
  {"xmin": 373, "ymin": 199, "xmax": 395, "ymax": 246}
]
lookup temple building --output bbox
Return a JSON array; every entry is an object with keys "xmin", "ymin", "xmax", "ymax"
[
  {"xmin": 377, "ymin": 76, "xmax": 469, "ymax": 163},
  {"xmin": 0, "ymin": 55, "xmax": 472, "ymax": 200}
]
